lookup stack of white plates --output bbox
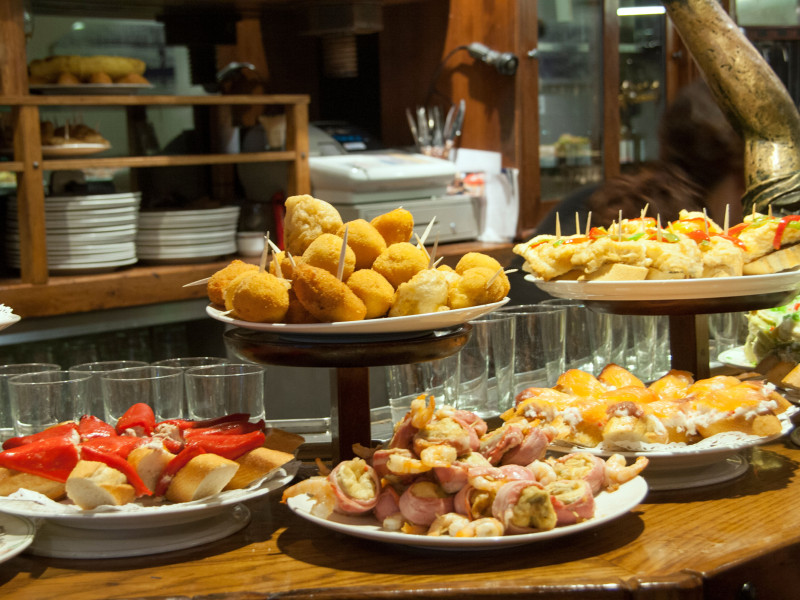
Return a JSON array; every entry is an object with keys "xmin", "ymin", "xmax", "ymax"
[
  {"xmin": 4, "ymin": 192, "xmax": 140, "ymax": 274},
  {"xmin": 136, "ymin": 206, "xmax": 240, "ymax": 264}
]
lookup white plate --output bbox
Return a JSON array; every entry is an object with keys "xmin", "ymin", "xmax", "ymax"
[
  {"xmin": 43, "ymin": 195, "xmax": 140, "ymax": 210},
  {"xmin": 0, "ymin": 461, "xmax": 298, "ymax": 530},
  {"xmin": 718, "ymin": 346, "xmax": 756, "ymax": 370},
  {"xmin": 286, "ymin": 476, "xmax": 647, "ymax": 550},
  {"xmin": 28, "ymin": 504, "xmax": 251, "ymax": 559},
  {"xmin": 41, "ymin": 143, "xmax": 111, "ymax": 157},
  {"xmin": 0, "ymin": 313, "xmax": 22, "ymax": 332},
  {"xmin": 5, "ymin": 249, "xmax": 136, "ymax": 263},
  {"xmin": 136, "ymin": 229, "xmax": 235, "ymax": 244},
  {"xmin": 0, "ymin": 513, "xmax": 36, "ymax": 563},
  {"xmin": 207, "ymin": 297, "xmax": 511, "ymax": 336},
  {"xmin": 138, "ymin": 207, "xmax": 240, "ymax": 229},
  {"xmin": 137, "ymin": 242, "xmax": 237, "ymax": 259},
  {"xmin": 527, "ymin": 271, "xmax": 800, "ymax": 301}
]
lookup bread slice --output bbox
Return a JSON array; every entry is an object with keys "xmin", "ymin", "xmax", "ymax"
[
  {"xmin": 781, "ymin": 362, "xmax": 800, "ymax": 390},
  {"xmin": 0, "ymin": 467, "xmax": 66, "ymax": 500},
  {"xmin": 165, "ymin": 453, "xmax": 239, "ymax": 503},
  {"xmin": 645, "ymin": 267, "xmax": 687, "ymax": 280},
  {"xmin": 65, "ymin": 460, "xmax": 135, "ymax": 509},
  {"xmin": 127, "ymin": 446, "xmax": 175, "ymax": 493},
  {"xmin": 743, "ymin": 244, "xmax": 800, "ymax": 275},
  {"xmin": 263, "ymin": 428, "xmax": 305, "ymax": 454},
  {"xmin": 580, "ymin": 263, "xmax": 648, "ymax": 282},
  {"xmin": 224, "ymin": 447, "xmax": 295, "ymax": 490}
]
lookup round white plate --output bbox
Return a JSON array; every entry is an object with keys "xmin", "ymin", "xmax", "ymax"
[
  {"xmin": 286, "ymin": 476, "xmax": 647, "ymax": 550},
  {"xmin": 0, "ymin": 313, "xmax": 21, "ymax": 332},
  {"xmin": 136, "ymin": 229, "xmax": 235, "ymax": 244},
  {"xmin": 43, "ymin": 195, "xmax": 140, "ymax": 210},
  {"xmin": 0, "ymin": 461, "xmax": 298, "ymax": 530},
  {"xmin": 5, "ymin": 249, "xmax": 136, "ymax": 263},
  {"xmin": 527, "ymin": 271, "xmax": 800, "ymax": 301},
  {"xmin": 207, "ymin": 297, "xmax": 510, "ymax": 335},
  {"xmin": 718, "ymin": 346, "xmax": 756, "ymax": 370},
  {"xmin": 40, "ymin": 143, "xmax": 111, "ymax": 158},
  {"xmin": 0, "ymin": 513, "xmax": 36, "ymax": 563},
  {"xmin": 138, "ymin": 207, "xmax": 240, "ymax": 229},
  {"xmin": 28, "ymin": 504, "xmax": 251, "ymax": 559},
  {"xmin": 137, "ymin": 242, "xmax": 237, "ymax": 259}
]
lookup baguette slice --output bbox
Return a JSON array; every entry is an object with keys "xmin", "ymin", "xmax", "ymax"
[
  {"xmin": 165, "ymin": 453, "xmax": 239, "ymax": 503},
  {"xmin": 743, "ymin": 244, "xmax": 800, "ymax": 275},
  {"xmin": 263, "ymin": 428, "xmax": 305, "ymax": 454},
  {"xmin": 127, "ymin": 446, "xmax": 175, "ymax": 493},
  {"xmin": 580, "ymin": 263, "xmax": 648, "ymax": 282},
  {"xmin": 224, "ymin": 447, "xmax": 295, "ymax": 490},
  {"xmin": 0, "ymin": 467, "xmax": 66, "ymax": 500},
  {"xmin": 66, "ymin": 460, "xmax": 135, "ymax": 509}
]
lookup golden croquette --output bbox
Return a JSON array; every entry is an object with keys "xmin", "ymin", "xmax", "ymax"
[
  {"xmin": 207, "ymin": 260, "xmax": 258, "ymax": 305},
  {"xmin": 346, "ymin": 269, "xmax": 394, "ymax": 319},
  {"xmin": 336, "ymin": 219, "xmax": 387, "ymax": 270},
  {"xmin": 371, "ymin": 242, "xmax": 429, "ymax": 288},
  {"xmin": 223, "ymin": 271, "xmax": 290, "ymax": 323},
  {"xmin": 448, "ymin": 266, "xmax": 508, "ymax": 309},
  {"xmin": 389, "ymin": 269, "xmax": 450, "ymax": 317},
  {"xmin": 370, "ymin": 207, "xmax": 414, "ymax": 246},
  {"xmin": 268, "ymin": 251, "xmax": 300, "ymax": 280},
  {"xmin": 293, "ymin": 263, "xmax": 367, "ymax": 322},
  {"xmin": 301, "ymin": 233, "xmax": 356, "ymax": 281},
  {"xmin": 283, "ymin": 194, "xmax": 343, "ymax": 256},
  {"xmin": 454, "ymin": 252, "xmax": 510, "ymax": 295}
]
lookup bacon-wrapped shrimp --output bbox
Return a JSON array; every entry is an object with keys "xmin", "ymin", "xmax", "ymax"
[
  {"xmin": 545, "ymin": 479, "xmax": 595, "ymax": 525},
  {"xmin": 413, "ymin": 412, "xmax": 479, "ymax": 457},
  {"xmin": 526, "ymin": 459, "xmax": 558, "ymax": 486},
  {"xmin": 328, "ymin": 457, "xmax": 380, "ymax": 514},
  {"xmin": 453, "ymin": 464, "xmax": 534, "ymax": 520},
  {"xmin": 603, "ymin": 454, "xmax": 649, "ymax": 491},
  {"xmin": 398, "ymin": 480, "xmax": 454, "ymax": 526},
  {"xmin": 491, "ymin": 480, "xmax": 558, "ymax": 534},
  {"xmin": 549, "ymin": 452, "xmax": 607, "ymax": 495},
  {"xmin": 500, "ymin": 425, "xmax": 553, "ymax": 466},
  {"xmin": 432, "ymin": 451, "xmax": 491, "ymax": 494},
  {"xmin": 387, "ymin": 395, "xmax": 434, "ymax": 450},
  {"xmin": 373, "ymin": 484, "xmax": 402, "ymax": 526},
  {"xmin": 454, "ymin": 517, "xmax": 505, "ymax": 537},
  {"xmin": 281, "ymin": 476, "xmax": 336, "ymax": 518},
  {"xmin": 478, "ymin": 420, "xmax": 526, "ymax": 465},
  {"xmin": 427, "ymin": 512, "xmax": 471, "ymax": 536}
]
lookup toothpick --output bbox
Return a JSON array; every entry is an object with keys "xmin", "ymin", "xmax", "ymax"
[
  {"xmin": 428, "ymin": 233, "xmax": 440, "ymax": 269},
  {"xmin": 271, "ymin": 250, "xmax": 283, "ymax": 279},
  {"xmin": 555, "ymin": 212, "xmax": 561, "ymax": 239},
  {"xmin": 414, "ymin": 232, "xmax": 431, "ymax": 261},
  {"xmin": 486, "ymin": 267, "xmax": 504, "ymax": 289},
  {"xmin": 219, "ymin": 309, "xmax": 233, "ymax": 316},
  {"xmin": 768, "ymin": 204, "xmax": 773, "ymax": 218},
  {"xmin": 417, "ymin": 217, "xmax": 437, "ymax": 248},
  {"xmin": 618, "ymin": 210, "xmax": 623, "ymax": 241},
  {"xmin": 640, "ymin": 203, "xmax": 649, "ymax": 220},
  {"xmin": 724, "ymin": 205, "xmax": 730, "ymax": 234},
  {"xmin": 258, "ymin": 231, "xmax": 270, "ymax": 272},
  {"xmin": 336, "ymin": 226, "xmax": 349, "ymax": 281},
  {"xmin": 504, "ymin": 268, "xmax": 519, "ymax": 275},
  {"xmin": 286, "ymin": 252, "xmax": 297, "ymax": 268},
  {"xmin": 657, "ymin": 214, "xmax": 662, "ymax": 243},
  {"xmin": 575, "ymin": 212, "xmax": 581, "ymax": 236},
  {"xmin": 183, "ymin": 276, "xmax": 211, "ymax": 288},
  {"xmin": 432, "ymin": 256, "xmax": 444, "ymax": 268},
  {"xmin": 585, "ymin": 211, "xmax": 592, "ymax": 236},
  {"xmin": 702, "ymin": 208, "xmax": 709, "ymax": 235}
]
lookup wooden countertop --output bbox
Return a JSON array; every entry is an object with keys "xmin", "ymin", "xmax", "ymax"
[{"xmin": 3, "ymin": 438, "xmax": 800, "ymax": 599}]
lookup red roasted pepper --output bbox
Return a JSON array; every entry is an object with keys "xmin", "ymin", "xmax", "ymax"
[
  {"xmin": 186, "ymin": 430, "xmax": 265, "ymax": 461},
  {"xmin": 115, "ymin": 403, "xmax": 156, "ymax": 436},
  {"xmin": 0, "ymin": 436, "xmax": 80, "ymax": 482},
  {"xmin": 158, "ymin": 413, "xmax": 253, "ymax": 431},
  {"xmin": 773, "ymin": 215, "xmax": 800, "ymax": 249},
  {"xmin": 2, "ymin": 422, "xmax": 78, "ymax": 450},
  {"xmin": 154, "ymin": 444, "xmax": 207, "ymax": 497},
  {"xmin": 183, "ymin": 420, "xmax": 265, "ymax": 438},
  {"xmin": 78, "ymin": 415, "xmax": 116, "ymax": 440},
  {"xmin": 81, "ymin": 445, "xmax": 152, "ymax": 497},
  {"xmin": 81, "ymin": 435, "xmax": 146, "ymax": 459}
]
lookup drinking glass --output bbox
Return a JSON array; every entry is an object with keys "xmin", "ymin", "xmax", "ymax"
[{"xmin": 8, "ymin": 370, "xmax": 91, "ymax": 436}]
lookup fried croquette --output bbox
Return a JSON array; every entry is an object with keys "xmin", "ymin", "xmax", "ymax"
[
  {"xmin": 223, "ymin": 271, "xmax": 290, "ymax": 323},
  {"xmin": 207, "ymin": 260, "xmax": 259, "ymax": 305},
  {"xmin": 454, "ymin": 253, "xmax": 510, "ymax": 297},
  {"xmin": 284, "ymin": 289, "xmax": 320, "ymax": 324},
  {"xmin": 389, "ymin": 269, "xmax": 451, "ymax": 317},
  {"xmin": 370, "ymin": 207, "xmax": 414, "ymax": 246},
  {"xmin": 336, "ymin": 219, "xmax": 387, "ymax": 269},
  {"xmin": 346, "ymin": 269, "xmax": 394, "ymax": 319},
  {"xmin": 293, "ymin": 263, "xmax": 367, "ymax": 322},
  {"xmin": 301, "ymin": 233, "xmax": 356, "ymax": 280},
  {"xmin": 371, "ymin": 242, "xmax": 429, "ymax": 288},
  {"xmin": 448, "ymin": 266, "xmax": 508, "ymax": 309},
  {"xmin": 283, "ymin": 194, "xmax": 343, "ymax": 256}
]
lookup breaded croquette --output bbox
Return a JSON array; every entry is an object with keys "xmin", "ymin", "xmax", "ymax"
[
  {"xmin": 301, "ymin": 233, "xmax": 356, "ymax": 280},
  {"xmin": 455, "ymin": 252, "xmax": 511, "ymax": 294},
  {"xmin": 268, "ymin": 251, "xmax": 300, "ymax": 280},
  {"xmin": 283, "ymin": 194, "xmax": 343, "ymax": 256},
  {"xmin": 293, "ymin": 263, "xmax": 367, "ymax": 322},
  {"xmin": 371, "ymin": 242, "xmax": 429, "ymax": 288},
  {"xmin": 346, "ymin": 269, "xmax": 394, "ymax": 319},
  {"xmin": 448, "ymin": 266, "xmax": 509, "ymax": 309},
  {"xmin": 370, "ymin": 207, "xmax": 414, "ymax": 246},
  {"xmin": 389, "ymin": 269, "xmax": 451, "ymax": 317},
  {"xmin": 336, "ymin": 219, "xmax": 387, "ymax": 269},
  {"xmin": 207, "ymin": 259, "xmax": 258, "ymax": 305},
  {"xmin": 223, "ymin": 271, "xmax": 290, "ymax": 323},
  {"xmin": 284, "ymin": 289, "xmax": 320, "ymax": 324}
]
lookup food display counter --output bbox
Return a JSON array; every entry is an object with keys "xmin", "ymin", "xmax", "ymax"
[{"xmin": 2, "ymin": 437, "xmax": 800, "ymax": 599}]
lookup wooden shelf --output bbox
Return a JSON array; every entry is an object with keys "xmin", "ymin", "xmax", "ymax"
[{"xmin": 0, "ymin": 94, "xmax": 309, "ymax": 107}]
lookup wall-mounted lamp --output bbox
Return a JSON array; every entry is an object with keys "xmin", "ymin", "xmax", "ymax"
[{"xmin": 466, "ymin": 42, "xmax": 519, "ymax": 76}]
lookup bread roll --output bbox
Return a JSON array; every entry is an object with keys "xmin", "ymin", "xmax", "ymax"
[
  {"xmin": 224, "ymin": 447, "xmax": 295, "ymax": 490},
  {"xmin": 127, "ymin": 446, "xmax": 175, "ymax": 492},
  {"xmin": 165, "ymin": 453, "xmax": 239, "ymax": 503},
  {"xmin": 29, "ymin": 55, "xmax": 146, "ymax": 82},
  {"xmin": 66, "ymin": 460, "xmax": 135, "ymax": 509},
  {"xmin": 0, "ymin": 467, "xmax": 66, "ymax": 500},
  {"xmin": 743, "ymin": 244, "xmax": 800, "ymax": 275}
]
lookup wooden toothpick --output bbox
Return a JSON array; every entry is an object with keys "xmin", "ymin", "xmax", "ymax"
[
  {"xmin": 555, "ymin": 212, "xmax": 561, "ymax": 239},
  {"xmin": 183, "ymin": 276, "xmax": 211, "ymax": 288},
  {"xmin": 657, "ymin": 214, "xmax": 662, "ymax": 243},
  {"xmin": 724, "ymin": 205, "xmax": 730, "ymax": 234},
  {"xmin": 336, "ymin": 225, "xmax": 349, "ymax": 281},
  {"xmin": 585, "ymin": 211, "xmax": 592, "ymax": 236},
  {"xmin": 258, "ymin": 230, "xmax": 270, "ymax": 272}
]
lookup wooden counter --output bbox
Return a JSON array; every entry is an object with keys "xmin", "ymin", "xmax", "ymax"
[{"xmin": 3, "ymin": 438, "xmax": 800, "ymax": 599}]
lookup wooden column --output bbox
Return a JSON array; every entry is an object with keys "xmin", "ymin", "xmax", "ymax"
[{"xmin": 602, "ymin": 0, "xmax": 621, "ymax": 180}]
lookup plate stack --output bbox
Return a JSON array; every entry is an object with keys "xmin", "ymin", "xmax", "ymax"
[
  {"xmin": 4, "ymin": 192, "xmax": 140, "ymax": 274},
  {"xmin": 136, "ymin": 206, "xmax": 240, "ymax": 264}
]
